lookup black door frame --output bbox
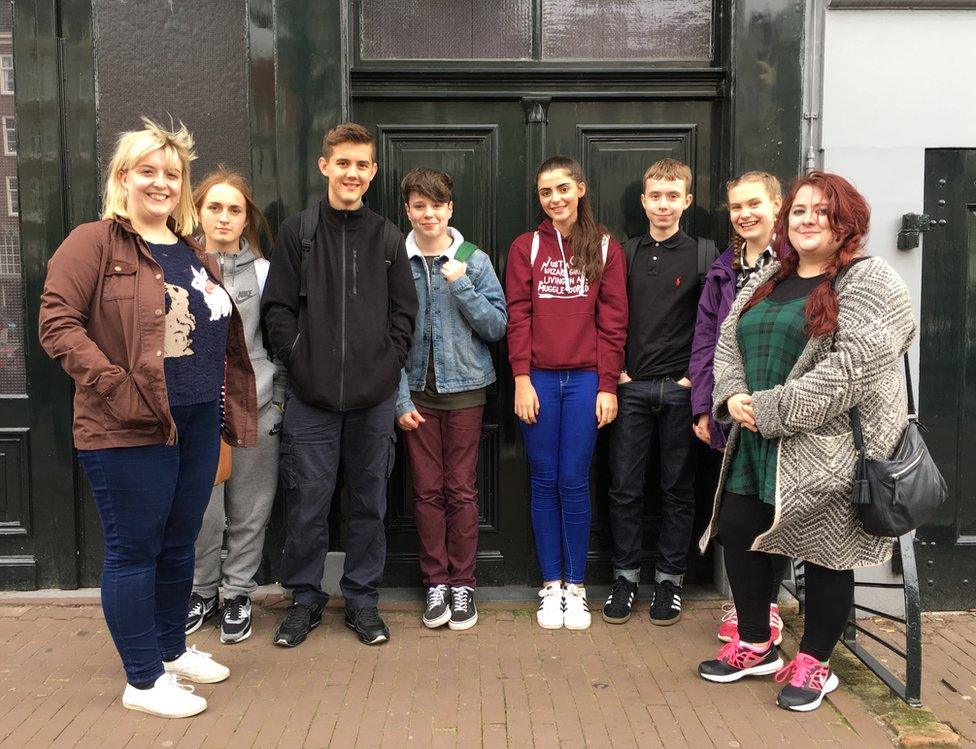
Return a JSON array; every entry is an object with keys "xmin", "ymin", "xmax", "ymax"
[{"xmin": 917, "ymin": 147, "xmax": 976, "ymax": 611}]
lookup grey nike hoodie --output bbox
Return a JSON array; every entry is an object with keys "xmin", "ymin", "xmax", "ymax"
[{"xmin": 211, "ymin": 242, "xmax": 286, "ymax": 408}]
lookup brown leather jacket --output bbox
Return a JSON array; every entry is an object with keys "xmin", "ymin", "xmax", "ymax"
[{"xmin": 39, "ymin": 218, "xmax": 257, "ymax": 450}]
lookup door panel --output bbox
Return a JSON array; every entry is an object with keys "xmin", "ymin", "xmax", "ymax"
[
  {"xmin": 374, "ymin": 124, "xmax": 501, "ymax": 256},
  {"xmin": 918, "ymin": 148, "xmax": 976, "ymax": 610},
  {"xmin": 546, "ymin": 99, "xmax": 719, "ymax": 583},
  {"xmin": 354, "ymin": 99, "xmax": 530, "ymax": 585},
  {"xmin": 546, "ymin": 100, "xmax": 718, "ymax": 241}
]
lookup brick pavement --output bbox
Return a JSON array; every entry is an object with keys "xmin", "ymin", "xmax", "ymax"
[
  {"xmin": 0, "ymin": 599, "xmax": 897, "ymax": 748},
  {"xmin": 860, "ymin": 611, "xmax": 976, "ymax": 745}
]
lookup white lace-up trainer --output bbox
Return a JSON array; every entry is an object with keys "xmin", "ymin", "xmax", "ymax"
[
  {"xmin": 537, "ymin": 583, "xmax": 564, "ymax": 629},
  {"xmin": 563, "ymin": 584, "xmax": 591, "ymax": 630},
  {"xmin": 163, "ymin": 644, "xmax": 230, "ymax": 684},
  {"xmin": 122, "ymin": 673, "xmax": 207, "ymax": 718}
]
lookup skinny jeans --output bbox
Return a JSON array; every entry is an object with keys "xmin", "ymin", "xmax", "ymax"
[
  {"xmin": 518, "ymin": 369, "xmax": 598, "ymax": 585},
  {"xmin": 78, "ymin": 401, "xmax": 220, "ymax": 685}
]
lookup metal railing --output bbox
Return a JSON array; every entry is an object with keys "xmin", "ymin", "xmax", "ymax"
[{"xmin": 784, "ymin": 534, "xmax": 922, "ymax": 707}]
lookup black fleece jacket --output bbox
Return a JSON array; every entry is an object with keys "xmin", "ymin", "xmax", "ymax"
[{"xmin": 262, "ymin": 199, "xmax": 418, "ymax": 412}]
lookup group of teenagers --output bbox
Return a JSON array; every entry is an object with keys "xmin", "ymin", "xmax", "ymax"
[{"xmin": 38, "ymin": 117, "xmax": 915, "ymax": 720}]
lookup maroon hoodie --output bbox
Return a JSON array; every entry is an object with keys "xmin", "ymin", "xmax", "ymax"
[{"xmin": 505, "ymin": 220, "xmax": 628, "ymax": 394}]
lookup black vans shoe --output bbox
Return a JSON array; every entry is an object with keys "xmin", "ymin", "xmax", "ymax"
[
  {"xmin": 422, "ymin": 585, "xmax": 451, "ymax": 628},
  {"xmin": 449, "ymin": 586, "xmax": 478, "ymax": 631}
]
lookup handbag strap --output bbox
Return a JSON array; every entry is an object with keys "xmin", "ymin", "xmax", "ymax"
[{"xmin": 903, "ymin": 351, "xmax": 916, "ymax": 418}]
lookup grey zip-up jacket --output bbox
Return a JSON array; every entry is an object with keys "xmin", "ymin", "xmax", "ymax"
[{"xmin": 211, "ymin": 243, "xmax": 286, "ymax": 409}]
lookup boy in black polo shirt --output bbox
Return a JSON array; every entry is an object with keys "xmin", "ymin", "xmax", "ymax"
[{"xmin": 604, "ymin": 158, "xmax": 707, "ymax": 627}]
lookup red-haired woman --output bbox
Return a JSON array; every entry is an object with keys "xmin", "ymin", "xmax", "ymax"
[{"xmin": 696, "ymin": 172, "xmax": 915, "ymax": 712}]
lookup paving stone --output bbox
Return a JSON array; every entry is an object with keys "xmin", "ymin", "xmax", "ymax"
[{"xmin": 0, "ymin": 600, "xmax": 924, "ymax": 747}]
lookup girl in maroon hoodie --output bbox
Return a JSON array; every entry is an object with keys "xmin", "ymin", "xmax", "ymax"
[{"xmin": 505, "ymin": 156, "xmax": 628, "ymax": 631}]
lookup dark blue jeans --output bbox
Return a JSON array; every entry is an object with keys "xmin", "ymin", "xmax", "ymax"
[
  {"xmin": 78, "ymin": 401, "xmax": 220, "ymax": 685},
  {"xmin": 608, "ymin": 377, "xmax": 696, "ymax": 584},
  {"xmin": 519, "ymin": 369, "xmax": 598, "ymax": 585}
]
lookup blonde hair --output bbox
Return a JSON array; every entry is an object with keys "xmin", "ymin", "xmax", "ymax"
[
  {"xmin": 101, "ymin": 116, "xmax": 198, "ymax": 234},
  {"xmin": 725, "ymin": 171, "xmax": 782, "ymax": 268}
]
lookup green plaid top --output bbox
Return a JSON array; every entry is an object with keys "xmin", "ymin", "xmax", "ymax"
[{"xmin": 725, "ymin": 273, "xmax": 824, "ymax": 504}]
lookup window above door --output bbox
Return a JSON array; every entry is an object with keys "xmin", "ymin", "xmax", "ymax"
[{"xmin": 357, "ymin": 0, "xmax": 712, "ymax": 63}]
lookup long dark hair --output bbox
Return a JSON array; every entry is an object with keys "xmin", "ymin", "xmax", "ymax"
[
  {"xmin": 535, "ymin": 155, "xmax": 609, "ymax": 283},
  {"xmin": 193, "ymin": 166, "xmax": 274, "ymax": 258},
  {"xmin": 741, "ymin": 171, "xmax": 870, "ymax": 337}
]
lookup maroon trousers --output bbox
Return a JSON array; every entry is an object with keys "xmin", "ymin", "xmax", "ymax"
[{"xmin": 403, "ymin": 404, "xmax": 483, "ymax": 587}]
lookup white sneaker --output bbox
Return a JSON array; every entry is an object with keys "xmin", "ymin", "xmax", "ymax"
[
  {"xmin": 122, "ymin": 673, "xmax": 207, "ymax": 718},
  {"xmin": 163, "ymin": 645, "xmax": 230, "ymax": 684},
  {"xmin": 537, "ymin": 583, "xmax": 564, "ymax": 629},
  {"xmin": 563, "ymin": 584, "xmax": 592, "ymax": 630}
]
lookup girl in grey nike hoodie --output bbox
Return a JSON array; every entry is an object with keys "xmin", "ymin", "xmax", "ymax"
[{"xmin": 187, "ymin": 169, "xmax": 285, "ymax": 643}]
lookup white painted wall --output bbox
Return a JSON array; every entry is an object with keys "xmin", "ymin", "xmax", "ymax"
[
  {"xmin": 820, "ymin": 9, "xmax": 976, "ymax": 614},
  {"xmin": 821, "ymin": 9, "xmax": 976, "ymax": 369}
]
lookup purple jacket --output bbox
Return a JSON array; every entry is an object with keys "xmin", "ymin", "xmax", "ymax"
[{"xmin": 689, "ymin": 246, "xmax": 737, "ymax": 450}]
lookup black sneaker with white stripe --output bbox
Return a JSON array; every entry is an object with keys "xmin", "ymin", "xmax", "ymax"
[
  {"xmin": 220, "ymin": 595, "xmax": 252, "ymax": 643},
  {"xmin": 186, "ymin": 592, "xmax": 218, "ymax": 635},
  {"xmin": 602, "ymin": 576, "xmax": 638, "ymax": 624},
  {"xmin": 650, "ymin": 580, "xmax": 682, "ymax": 626}
]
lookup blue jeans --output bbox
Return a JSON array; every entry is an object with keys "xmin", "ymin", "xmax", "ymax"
[
  {"xmin": 78, "ymin": 401, "xmax": 220, "ymax": 685},
  {"xmin": 519, "ymin": 369, "xmax": 599, "ymax": 584}
]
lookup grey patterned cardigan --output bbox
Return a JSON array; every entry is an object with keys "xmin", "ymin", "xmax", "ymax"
[{"xmin": 698, "ymin": 257, "xmax": 916, "ymax": 570}]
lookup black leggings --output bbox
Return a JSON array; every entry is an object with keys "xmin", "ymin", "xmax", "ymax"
[{"xmin": 719, "ymin": 491, "xmax": 854, "ymax": 661}]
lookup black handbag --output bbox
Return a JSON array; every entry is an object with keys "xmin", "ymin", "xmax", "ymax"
[
  {"xmin": 848, "ymin": 353, "xmax": 947, "ymax": 537},
  {"xmin": 830, "ymin": 258, "xmax": 947, "ymax": 537}
]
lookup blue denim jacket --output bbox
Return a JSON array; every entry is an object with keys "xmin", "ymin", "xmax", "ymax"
[{"xmin": 395, "ymin": 228, "xmax": 508, "ymax": 417}]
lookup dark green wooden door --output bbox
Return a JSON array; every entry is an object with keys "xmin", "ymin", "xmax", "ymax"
[
  {"xmin": 918, "ymin": 148, "xmax": 976, "ymax": 610},
  {"xmin": 354, "ymin": 98, "xmax": 532, "ymax": 585},
  {"xmin": 354, "ymin": 92, "xmax": 722, "ymax": 586}
]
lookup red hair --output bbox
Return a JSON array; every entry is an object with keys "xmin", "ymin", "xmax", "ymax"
[{"xmin": 741, "ymin": 172, "xmax": 870, "ymax": 337}]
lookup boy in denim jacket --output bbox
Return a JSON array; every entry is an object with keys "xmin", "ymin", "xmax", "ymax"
[{"xmin": 395, "ymin": 168, "xmax": 507, "ymax": 631}]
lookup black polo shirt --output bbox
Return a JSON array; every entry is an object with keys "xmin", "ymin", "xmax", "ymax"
[{"xmin": 624, "ymin": 229, "xmax": 700, "ymax": 381}]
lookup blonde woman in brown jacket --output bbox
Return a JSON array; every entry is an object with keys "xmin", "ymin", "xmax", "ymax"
[{"xmin": 38, "ymin": 118, "xmax": 256, "ymax": 719}]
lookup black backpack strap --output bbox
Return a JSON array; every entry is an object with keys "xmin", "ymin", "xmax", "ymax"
[
  {"xmin": 697, "ymin": 237, "xmax": 718, "ymax": 286},
  {"xmin": 381, "ymin": 220, "xmax": 401, "ymax": 268},
  {"xmin": 298, "ymin": 205, "xmax": 318, "ymax": 298},
  {"xmin": 622, "ymin": 235, "xmax": 642, "ymax": 277}
]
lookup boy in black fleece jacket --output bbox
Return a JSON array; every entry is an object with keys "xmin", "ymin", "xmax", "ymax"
[{"xmin": 262, "ymin": 123, "xmax": 418, "ymax": 648}]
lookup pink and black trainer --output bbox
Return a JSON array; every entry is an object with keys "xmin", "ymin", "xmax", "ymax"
[
  {"xmin": 698, "ymin": 637, "xmax": 784, "ymax": 683},
  {"xmin": 775, "ymin": 652, "xmax": 840, "ymax": 711}
]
